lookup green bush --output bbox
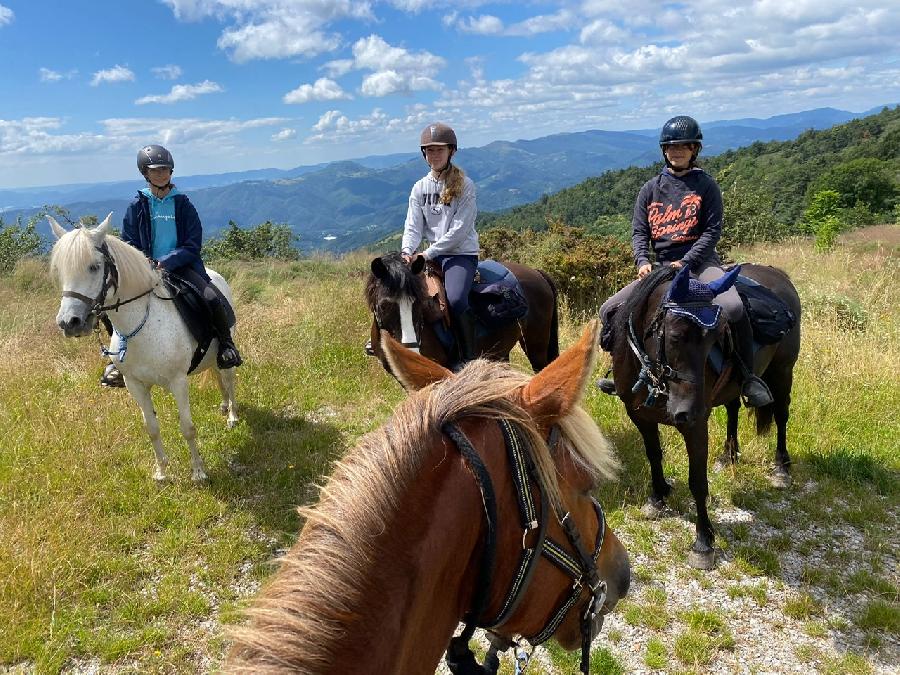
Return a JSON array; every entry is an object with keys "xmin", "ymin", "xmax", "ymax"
[
  {"xmin": 204, "ymin": 220, "xmax": 299, "ymax": 262},
  {"xmin": 0, "ymin": 217, "xmax": 43, "ymax": 275},
  {"xmin": 480, "ymin": 220, "xmax": 633, "ymax": 312},
  {"xmin": 803, "ymin": 190, "xmax": 842, "ymax": 235},
  {"xmin": 815, "ymin": 215, "xmax": 841, "ymax": 253}
]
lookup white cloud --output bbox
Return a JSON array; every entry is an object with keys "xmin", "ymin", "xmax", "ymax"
[
  {"xmin": 321, "ymin": 59, "xmax": 354, "ymax": 78},
  {"xmin": 360, "ymin": 70, "xmax": 440, "ymax": 96},
  {"xmin": 456, "ymin": 15, "xmax": 504, "ymax": 35},
  {"xmin": 161, "ymin": 0, "xmax": 374, "ymax": 62},
  {"xmin": 39, "ymin": 68, "xmax": 62, "ymax": 82},
  {"xmin": 152, "ymin": 64, "xmax": 183, "ymax": 80},
  {"xmin": 309, "ymin": 107, "xmax": 392, "ymax": 141},
  {"xmin": 272, "ymin": 128, "xmax": 297, "ymax": 141},
  {"xmin": 349, "ymin": 34, "xmax": 445, "ymax": 97},
  {"xmin": 283, "ymin": 77, "xmax": 351, "ymax": 104},
  {"xmin": 91, "ymin": 65, "xmax": 135, "ymax": 87},
  {"xmin": 135, "ymin": 80, "xmax": 224, "ymax": 105},
  {"xmin": 0, "ymin": 5, "xmax": 13, "ymax": 26},
  {"xmin": 450, "ymin": 10, "xmax": 575, "ymax": 36}
]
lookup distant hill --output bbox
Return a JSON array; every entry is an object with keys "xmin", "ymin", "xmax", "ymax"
[
  {"xmin": 3, "ymin": 106, "xmax": 892, "ymax": 252},
  {"xmin": 479, "ymin": 105, "xmax": 900, "ymax": 235}
]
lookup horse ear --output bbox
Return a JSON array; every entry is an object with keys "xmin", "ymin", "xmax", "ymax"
[
  {"xmin": 371, "ymin": 256, "xmax": 388, "ymax": 279},
  {"xmin": 518, "ymin": 320, "xmax": 599, "ymax": 425},
  {"xmin": 708, "ymin": 265, "xmax": 741, "ymax": 297},
  {"xmin": 91, "ymin": 212, "xmax": 113, "ymax": 237},
  {"xmin": 381, "ymin": 330, "xmax": 451, "ymax": 391},
  {"xmin": 410, "ymin": 255, "xmax": 425, "ymax": 275},
  {"xmin": 668, "ymin": 264, "xmax": 691, "ymax": 302},
  {"xmin": 47, "ymin": 215, "xmax": 67, "ymax": 240}
]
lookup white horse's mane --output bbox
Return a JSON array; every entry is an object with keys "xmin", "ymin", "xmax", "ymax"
[{"xmin": 50, "ymin": 222, "xmax": 160, "ymax": 299}]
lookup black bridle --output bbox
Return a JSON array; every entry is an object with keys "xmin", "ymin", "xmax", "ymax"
[
  {"xmin": 626, "ymin": 301, "xmax": 705, "ymax": 407},
  {"xmin": 443, "ymin": 419, "xmax": 608, "ymax": 675},
  {"xmin": 61, "ymin": 243, "xmax": 156, "ymax": 316}
]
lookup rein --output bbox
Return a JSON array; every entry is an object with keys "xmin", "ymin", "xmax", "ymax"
[{"xmin": 442, "ymin": 419, "xmax": 607, "ymax": 675}]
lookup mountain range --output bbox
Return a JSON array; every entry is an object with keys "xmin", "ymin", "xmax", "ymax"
[{"xmin": 4, "ymin": 105, "xmax": 892, "ymax": 252}]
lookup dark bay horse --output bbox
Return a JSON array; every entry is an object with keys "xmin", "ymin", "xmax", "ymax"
[
  {"xmin": 365, "ymin": 252, "xmax": 558, "ymax": 372},
  {"xmin": 227, "ymin": 322, "xmax": 630, "ymax": 674},
  {"xmin": 608, "ymin": 264, "xmax": 801, "ymax": 569}
]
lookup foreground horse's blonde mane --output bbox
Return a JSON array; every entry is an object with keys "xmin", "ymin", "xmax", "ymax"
[
  {"xmin": 226, "ymin": 359, "xmax": 618, "ymax": 673},
  {"xmin": 50, "ymin": 227, "xmax": 160, "ymax": 299}
]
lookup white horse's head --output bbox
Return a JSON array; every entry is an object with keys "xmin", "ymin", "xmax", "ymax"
[{"xmin": 48, "ymin": 213, "xmax": 116, "ymax": 337}]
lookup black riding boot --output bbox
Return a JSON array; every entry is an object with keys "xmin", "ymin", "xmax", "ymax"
[
  {"xmin": 208, "ymin": 294, "xmax": 242, "ymax": 369},
  {"xmin": 452, "ymin": 310, "xmax": 478, "ymax": 370},
  {"xmin": 731, "ymin": 315, "xmax": 772, "ymax": 407},
  {"xmin": 595, "ymin": 310, "xmax": 617, "ymax": 395}
]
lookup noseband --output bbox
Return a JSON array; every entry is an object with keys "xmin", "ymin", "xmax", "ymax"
[{"xmin": 443, "ymin": 420, "xmax": 607, "ymax": 675}]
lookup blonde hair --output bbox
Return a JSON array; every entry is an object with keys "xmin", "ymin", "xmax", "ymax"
[{"xmin": 440, "ymin": 163, "xmax": 465, "ymax": 204}]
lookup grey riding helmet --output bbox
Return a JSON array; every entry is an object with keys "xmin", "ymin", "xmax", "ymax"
[{"xmin": 137, "ymin": 144, "xmax": 175, "ymax": 175}]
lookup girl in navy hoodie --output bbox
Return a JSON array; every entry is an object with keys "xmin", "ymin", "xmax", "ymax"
[{"xmin": 101, "ymin": 145, "xmax": 241, "ymax": 387}]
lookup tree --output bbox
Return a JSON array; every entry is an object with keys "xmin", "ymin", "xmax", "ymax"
[{"xmin": 806, "ymin": 157, "xmax": 897, "ymax": 215}]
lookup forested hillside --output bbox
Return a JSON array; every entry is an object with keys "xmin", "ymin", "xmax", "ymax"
[{"xmin": 478, "ymin": 106, "xmax": 900, "ymax": 239}]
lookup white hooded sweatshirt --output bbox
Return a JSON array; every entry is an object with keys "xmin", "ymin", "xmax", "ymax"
[{"xmin": 401, "ymin": 172, "xmax": 479, "ymax": 260}]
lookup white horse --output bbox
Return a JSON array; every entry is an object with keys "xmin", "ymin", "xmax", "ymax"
[{"xmin": 48, "ymin": 213, "xmax": 239, "ymax": 482}]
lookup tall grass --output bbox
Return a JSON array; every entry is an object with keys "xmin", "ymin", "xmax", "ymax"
[{"xmin": 0, "ymin": 231, "xmax": 897, "ymax": 673}]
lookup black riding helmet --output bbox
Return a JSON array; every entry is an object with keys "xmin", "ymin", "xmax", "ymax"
[
  {"xmin": 659, "ymin": 116, "xmax": 702, "ymax": 169},
  {"xmin": 137, "ymin": 144, "xmax": 175, "ymax": 175}
]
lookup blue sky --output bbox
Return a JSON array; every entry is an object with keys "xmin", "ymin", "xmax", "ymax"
[{"xmin": 1, "ymin": 0, "xmax": 899, "ymax": 188}]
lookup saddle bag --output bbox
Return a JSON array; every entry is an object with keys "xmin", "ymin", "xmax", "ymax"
[
  {"xmin": 736, "ymin": 280, "xmax": 796, "ymax": 345},
  {"xmin": 469, "ymin": 261, "xmax": 529, "ymax": 329}
]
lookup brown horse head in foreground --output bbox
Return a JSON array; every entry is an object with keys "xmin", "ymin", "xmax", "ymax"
[{"xmin": 227, "ymin": 321, "xmax": 629, "ymax": 674}]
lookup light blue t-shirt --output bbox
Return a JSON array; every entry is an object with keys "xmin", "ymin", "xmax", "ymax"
[{"xmin": 142, "ymin": 187, "xmax": 180, "ymax": 260}]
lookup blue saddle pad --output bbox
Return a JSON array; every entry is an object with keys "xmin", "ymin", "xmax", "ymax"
[{"xmin": 469, "ymin": 260, "xmax": 529, "ymax": 329}]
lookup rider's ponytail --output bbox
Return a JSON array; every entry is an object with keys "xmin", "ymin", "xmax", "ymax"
[{"xmin": 440, "ymin": 163, "xmax": 465, "ymax": 205}]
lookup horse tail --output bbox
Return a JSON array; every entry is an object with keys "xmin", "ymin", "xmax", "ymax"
[
  {"xmin": 538, "ymin": 269, "xmax": 560, "ymax": 363},
  {"xmin": 752, "ymin": 404, "xmax": 774, "ymax": 435}
]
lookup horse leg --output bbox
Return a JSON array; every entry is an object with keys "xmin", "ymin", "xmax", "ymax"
[
  {"xmin": 769, "ymin": 373, "xmax": 793, "ymax": 488},
  {"xmin": 125, "ymin": 379, "xmax": 169, "ymax": 482},
  {"xmin": 169, "ymin": 376, "xmax": 208, "ymax": 482},
  {"xmin": 215, "ymin": 367, "xmax": 239, "ymax": 429},
  {"xmin": 631, "ymin": 415, "xmax": 671, "ymax": 518},
  {"xmin": 714, "ymin": 397, "xmax": 741, "ymax": 471},
  {"xmin": 682, "ymin": 424, "xmax": 716, "ymax": 570}
]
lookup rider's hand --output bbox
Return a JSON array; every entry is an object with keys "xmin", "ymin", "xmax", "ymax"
[
  {"xmin": 670, "ymin": 260, "xmax": 685, "ymax": 270},
  {"xmin": 637, "ymin": 263, "xmax": 652, "ymax": 279},
  {"xmin": 401, "ymin": 253, "xmax": 413, "ymax": 264}
]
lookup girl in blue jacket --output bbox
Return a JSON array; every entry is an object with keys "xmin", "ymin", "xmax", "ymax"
[{"xmin": 101, "ymin": 145, "xmax": 241, "ymax": 387}]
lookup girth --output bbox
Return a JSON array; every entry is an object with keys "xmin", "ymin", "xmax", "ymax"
[{"xmin": 443, "ymin": 419, "xmax": 607, "ymax": 675}]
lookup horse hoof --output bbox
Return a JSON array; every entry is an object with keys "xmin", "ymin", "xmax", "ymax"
[
  {"xmin": 153, "ymin": 471, "xmax": 168, "ymax": 483},
  {"xmin": 226, "ymin": 418, "xmax": 238, "ymax": 430},
  {"xmin": 688, "ymin": 549, "xmax": 716, "ymax": 570},
  {"xmin": 770, "ymin": 468, "xmax": 792, "ymax": 488},
  {"xmin": 192, "ymin": 471, "xmax": 209, "ymax": 483},
  {"xmin": 641, "ymin": 501, "xmax": 668, "ymax": 520}
]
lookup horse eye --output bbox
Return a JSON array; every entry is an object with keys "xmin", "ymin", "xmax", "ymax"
[{"xmin": 89, "ymin": 263, "xmax": 100, "ymax": 273}]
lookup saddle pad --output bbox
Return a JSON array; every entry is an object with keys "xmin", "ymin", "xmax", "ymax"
[
  {"xmin": 162, "ymin": 275, "xmax": 236, "ymax": 373},
  {"xmin": 734, "ymin": 278, "xmax": 795, "ymax": 345}
]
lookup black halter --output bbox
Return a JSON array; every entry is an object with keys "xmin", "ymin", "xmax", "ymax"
[{"xmin": 443, "ymin": 419, "xmax": 607, "ymax": 675}]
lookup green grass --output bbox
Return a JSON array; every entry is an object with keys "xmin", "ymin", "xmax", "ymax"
[{"xmin": 1, "ymin": 232, "xmax": 899, "ymax": 672}]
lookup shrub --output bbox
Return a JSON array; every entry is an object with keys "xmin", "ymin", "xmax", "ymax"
[
  {"xmin": 204, "ymin": 220, "xmax": 299, "ymax": 262},
  {"xmin": 481, "ymin": 220, "xmax": 634, "ymax": 313},
  {"xmin": 0, "ymin": 217, "xmax": 43, "ymax": 275},
  {"xmin": 803, "ymin": 190, "xmax": 842, "ymax": 235},
  {"xmin": 815, "ymin": 215, "xmax": 841, "ymax": 253}
]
